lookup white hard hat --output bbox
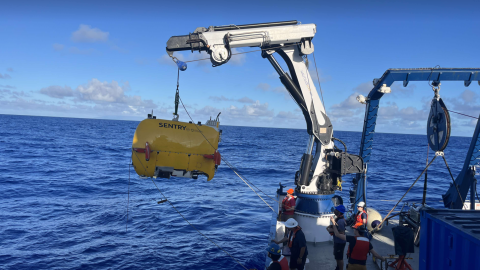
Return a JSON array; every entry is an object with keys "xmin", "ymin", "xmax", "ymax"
[
  {"xmin": 284, "ymin": 218, "xmax": 299, "ymax": 228},
  {"xmin": 358, "ymin": 202, "xmax": 365, "ymax": 207}
]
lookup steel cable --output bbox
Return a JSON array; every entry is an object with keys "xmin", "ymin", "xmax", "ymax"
[
  {"xmin": 374, "ymin": 155, "xmax": 438, "ymax": 232},
  {"xmin": 440, "ymin": 155, "xmax": 466, "ymax": 209},
  {"xmin": 126, "ymin": 162, "xmax": 131, "ymax": 232},
  {"xmin": 131, "ymin": 151, "xmax": 249, "ymax": 270},
  {"xmin": 178, "ymin": 96, "xmax": 278, "ymax": 213}
]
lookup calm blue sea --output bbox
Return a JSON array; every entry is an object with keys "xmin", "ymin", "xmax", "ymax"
[{"xmin": 0, "ymin": 114, "xmax": 472, "ymax": 269}]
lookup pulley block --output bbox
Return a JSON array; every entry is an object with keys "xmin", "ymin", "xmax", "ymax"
[{"xmin": 427, "ymin": 98, "xmax": 451, "ymax": 152}]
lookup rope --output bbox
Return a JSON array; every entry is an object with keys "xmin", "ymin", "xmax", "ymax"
[
  {"xmin": 374, "ymin": 155, "xmax": 438, "ymax": 232},
  {"xmin": 476, "ymin": 181, "xmax": 480, "ymax": 203},
  {"xmin": 150, "ymin": 178, "xmax": 249, "ymax": 270},
  {"xmin": 440, "ymin": 155, "xmax": 466, "ymax": 209},
  {"xmin": 131, "ymin": 150, "xmax": 249, "ymax": 270},
  {"xmin": 174, "ymin": 70, "xmax": 277, "ymax": 205},
  {"xmin": 180, "ymin": 44, "xmax": 297, "ymax": 63},
  {"xmin": 178, "ymin": 96, "xmax": 278, "ymax": 212},
  {"xmin": 312, "ymin": 51, "xmax": 326, "ymax": 110},
  {"xmin": 174, "ymin": 69, "xmax": 180, "ymax": 116},
  {"xmin": 445, "ymin": 109, "xmax": 479, "ymax": 120},
  {"xmin": 126, "ymin": 162, "xmax": 131, "ymax": 232},
  {"xmin": 422, "ymin": 144, "xmax": 429, "ymax": 205}
]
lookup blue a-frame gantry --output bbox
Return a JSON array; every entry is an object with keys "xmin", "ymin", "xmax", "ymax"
[{"xmin": 353, "ymin": 68, "xmax": 480, "ymax": 211}]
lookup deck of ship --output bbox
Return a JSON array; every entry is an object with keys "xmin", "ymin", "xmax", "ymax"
[{"xmin": 272, "ymin": 220, "xmax": 419, "ymax": 270}]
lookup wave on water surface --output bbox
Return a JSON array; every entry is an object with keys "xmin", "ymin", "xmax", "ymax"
[{"xmin": 0, "ymin": 115, "xmax": 472, "ymax": 269}]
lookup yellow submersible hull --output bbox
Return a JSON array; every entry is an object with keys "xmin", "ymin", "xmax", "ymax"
[{"xmin": 132, "ymin": 117, "xmax": 221, "ymax": 181}]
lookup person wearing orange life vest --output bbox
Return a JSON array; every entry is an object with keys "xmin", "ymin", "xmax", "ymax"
[
  {"xmin": 352, "ymin": 201, "xmax": 367, "ymax": 229},
  {"xmin": 274, "ymin": 218, "xmax": 308, "ymax": 270},
  {"xmin": 265, "ymin": 243, "xmax": 289, "ymax": 270},
  {"xmin": 331, "ymin": 216, "xmax": 385, "ymax": 270},
  {"xmin": 281, "ymin": 189, "xmax": 296, "ymax": 222}
]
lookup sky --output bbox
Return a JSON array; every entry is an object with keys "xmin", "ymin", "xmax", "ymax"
[{"xmin": 1, "ymin": 0, "xmax": 480, "ymax": 136}]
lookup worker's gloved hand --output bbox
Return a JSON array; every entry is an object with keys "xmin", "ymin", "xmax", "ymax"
[{"xmin": 297, "ymin": 258, "xmax": 302, "ymax": 264}]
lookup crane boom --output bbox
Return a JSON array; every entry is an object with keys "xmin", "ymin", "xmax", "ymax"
[{"xmin": 166, "ymin": 21, "xmax": 363, "ymax": 242}]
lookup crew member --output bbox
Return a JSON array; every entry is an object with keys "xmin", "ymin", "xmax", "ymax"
[
  {"xmin": 353, "ymin": 202, "xmax": 367, "ymax": 229},
  {"xmin": 281, "ymin": 189, "xmax": 296, "ymax": 222},
  {"xmin": 331, "ymin": 217, "xmax": 385, "ymax": 270},
  {"xmin": 266, "ymin": 243, "xmax": 289, "ymax": 270},
  {"xmin": 274, "ymin": 218, "xmax": 308, "ymax": 270},
  {"xmin": 326, "ymin": 205, "xmax": 346, "ymax": 270}
]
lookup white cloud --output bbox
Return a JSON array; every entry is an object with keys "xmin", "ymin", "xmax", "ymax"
[
  {"xmin": 111, "ymin": 45, "xmax": 128, "ymax": 54},
  {"xmin": 209, "ymin": 95, "xmax": 233, "ymax": 102},
  {"xmin": 189, "ymin": 102, "xmax": 308, "ymax": 128},
  {"xmin": 195, "ymin": 101, "xmax": 274, "ymax": 119},
  {"xmin": 256, "ymin": 83, "xmax": 270, "ymax": 91},
  {"xmin": 328, "ymin": 90, "xmax": 429, "ymax": 132},
  {"xmin": 255, "ymin": 83, "xmax": 287, "ymax": 94},
  {"xmin": 6, "ymin": 68, "xmax": 13, "ymax": 72},
  {"xmin": 354, "ymin": 82, "xmax": 373, "ymax": 94},
  {"xmin": 446, "ymin": 89, "xmax": 480, "ymax": 123},
  {"xmin": 354, "ymin": 81, "xmax": 416, "ymax": 96},
  {"xmin": 460, "ymin": 89, "xmax": 477, "ymax": 104},
  {"xmin": 237, "ymin": 97, "xmax": 255, "ymax": 103},
  {"xmin": 135, "ymin": 58, "xmax": 150, "ymax": 65},
  {"xmin": 4, "ymin": 79, "xmax": 162, "ymax": 120},
  {"xmin": 391, "ymin": 83, "xmax": 416, "ymax": 96},
  {"xmin": 271, "ymin": 86, "xmax": 287, "ymax": 93},
  {"xmin": 68, "ymin": 47, "xmax": 97, "ymax": 55},
  {"xmin": 307, "ymin": 65, "xmax": 331, "ymax": 83},
  {"xmin": 0, "ymin": 84, "xmax": 15, "ymax": 89},
  {"xmin": 275, "ymin": 111, "xmax": 302, "ymax": 120},
  {"xmin": 157, "ymin": 54, "xmax": 176, "ymax": 66},
  {"xmin": 53, "ymin": 43, "xmax": 64, "ymax": 51},
  {"xmin": 229, "ymin": 48, "xmax": 246, "ymax": 66},
  {"xmin": 38, "ymin": 79, "xmax": 156, "ymax": 111},
  {"xmin": 209, "ymin": 95, "xmax": 255, "ymax": 104},
  {"xmin": 40, "ymin": 85, "xmax": 75, "ymax": 99},
  {"xmin": 0, "ymin": 73, "xmax": 12, "ymax": 79},
  {"xmin": 268, "ymin": 72, "xmax": 278, "ymax": 79},
  {"xmin": 76, "ymin": 79, "xmax": 135, "ymax": 104},
  {"xmin": 0, "ymin": 96, "xmax": 160, "ymax": 120},
  {"xmin": 71, "ymin": 24, "xmax": 109, "ymax": 43},
  {"xmin": 0, "ymin": 89, "xmax": 30, "ymax": 98}
]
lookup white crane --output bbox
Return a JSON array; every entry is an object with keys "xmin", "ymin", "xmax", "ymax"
[{"xmin": 166, "ymin": 20, "xmax": 364, "ymax": 242}]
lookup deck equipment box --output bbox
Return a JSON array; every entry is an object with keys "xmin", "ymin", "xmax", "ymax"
[{"xmin": 420, "ymin": 209, "xmax": 480, "ymax": 270}]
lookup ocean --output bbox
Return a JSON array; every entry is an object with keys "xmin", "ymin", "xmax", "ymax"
[{"xmin": 0, "ymin": 114, "xmax": 472, "ymax": 269}]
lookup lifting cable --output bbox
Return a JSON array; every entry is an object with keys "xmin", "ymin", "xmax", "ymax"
[
  {"xmin": 375, "ymin": 151, "xmax": 471, "ymax": 232},
  {"xmin": 150, "ymin": 178, "xmax": 249, "ymax": 270},
  {"xmin": 179, "ymin": 44, "xmax": 297, "ymax": 63},
  {"xmin": 374, "ymin": 155, "xmax": 438, "ymax": 232},
  {"xmin": 175, "ymin": 70, "xmax": 278, "ymax": 208},
  {"xmin": 179, "ymin": 96, "xmax": 277, "ymax": 213},
  {"xmin": 126, "ymin": 161, "xmax": 131, "ymax": 232},
  {"xmin": 422, "ymin": 144, "xmax": 429, "ymax": 205},
  {"xmin": 131, "ymin": 150, "xmax": 249, "ymax": 270},
  {"xmin": 311, "ymin": 52, "xmax": 326, "ymax": 110},
  {"xmin": 440, "ymin": 155, "xmax": 466, "ymax": 209}
]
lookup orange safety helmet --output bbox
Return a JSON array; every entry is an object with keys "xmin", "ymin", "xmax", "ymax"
[{"xmin": 287, "ymin": 188, "xmax": 294, "ymax": 194}]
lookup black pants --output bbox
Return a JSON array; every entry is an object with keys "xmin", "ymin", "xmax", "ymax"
[
  {"xmin": 333, "ymin": 242, "xmax": 346, "ymax": 260},
  {"xmin": 289, "ymin": 256, "xmax": 307, "ymax": 270}
]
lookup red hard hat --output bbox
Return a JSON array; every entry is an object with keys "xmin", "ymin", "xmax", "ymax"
[{"xmin": 287, "ymin": 189, "xmax": 294, "ymax": 194}]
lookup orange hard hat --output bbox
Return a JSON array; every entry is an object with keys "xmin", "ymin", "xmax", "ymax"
[{"xmin": 287, "ymin": 189, "xmax": 294, "ymax": 194}]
